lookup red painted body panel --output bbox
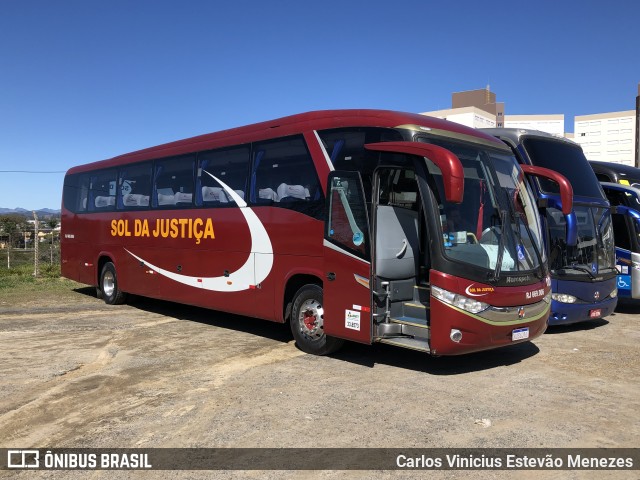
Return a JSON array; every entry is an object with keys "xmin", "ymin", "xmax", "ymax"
[
  {"xmin": 429, "ymin": 270, "xmax": 549, "ymax": 355},
  {"xmin": 62, "ymin": 206, "xmax": 324, "ymax": 321},
  {"xmin": 322, "ymin": 246, "xmax": 372, "ymax": 344},
  {"xmin": 430, "ymin": 270, "xmax": 550, "ymax": 308},
  {"xmin": 429, "ymin": 298, "xmax": 548, "ymax": 355}
]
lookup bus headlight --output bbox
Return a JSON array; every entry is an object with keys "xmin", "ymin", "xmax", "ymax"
[
  {"xmin": 432, "ymin": 285, "xmax": 489, "ymax": 314},
  {"xmin": 543, "ymin": 292, "xmax": 552, "ymax": 304},
  {"xmin": 551, "ymin": 293, "xmax": 577, "ymax": 303},
  {"xmin": 610, "ymin": 287, "xmax": 618, "ymax": 299}
]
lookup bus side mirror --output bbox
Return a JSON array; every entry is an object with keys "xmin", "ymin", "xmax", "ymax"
[
  {"xmin": 364, "ymin": 141, "xmax": 464, "ymax": 203},
  {"xmin": 612, "ymin": 204, "xmax": 640, "ymax": 222},
  {"xmin": 521, "ymin": 164, "xmax": 577, "ymax": 246}
]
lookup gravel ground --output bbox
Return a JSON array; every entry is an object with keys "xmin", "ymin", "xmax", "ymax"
[{"xmin": 0, "ymin": 285, "xmax": 638, "ymax": 479}]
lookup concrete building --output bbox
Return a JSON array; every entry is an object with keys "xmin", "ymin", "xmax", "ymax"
[
  {"xmin": 574, "ymin": 110, "xmax": 636, "ymax": 165},
  {"xmin": 420, "ymin": 106, "xmax": 496, "ymax": 129},
  {"xmin": 422, "ymin": 86, "xmax": 564, "ymax": 136},
  {"xmin": 452, "ymin": 87, "xmax": 505, "ymax": 127},
  {"xmin": 504, "ymin": 114, "xmax": 565, "ymax": 137},
  {"xmin": 422, "ymin": 84, "xmax": 640, "ymax": 155}
]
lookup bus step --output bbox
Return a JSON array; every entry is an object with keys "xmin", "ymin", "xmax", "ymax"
[
  {"xmin": 401, "ymin": 302, "xmax": 429, "ymax": 320},
  {"xmin": 377, "ymin": 336, "xmax": 430, "ymax": 353},
  {"xmin": 414, "ymin": 285, "xmax": 431, "ymax": 303},
  {"xmin": 391, "ymin": 317, "xmax": 430, "ymax": 339}
]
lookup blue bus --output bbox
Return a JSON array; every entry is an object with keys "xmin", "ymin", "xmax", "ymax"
[
  {"xmin": 483, "ymin": 129, "xmax": 618, "ymax": 325},
  {"xmin": 598, "ymin": 181, "xmax": 640, "ymax": 299}
]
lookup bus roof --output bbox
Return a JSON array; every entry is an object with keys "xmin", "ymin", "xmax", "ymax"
[
  {"xmin": 589, "ymin": 160, "xmax": 640, "ymax": 182},
  {"xmin": 481, "ymin": 128, "xmax": 578, "ymax": 148},
  {"xmin": 67, "ymin": 109, "xmax": 505, "ymax": 175}
]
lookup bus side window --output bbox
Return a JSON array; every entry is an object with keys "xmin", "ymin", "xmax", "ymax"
[
  {"xmin": 250, "ymin": 136, "xmax": 324, "ymax": 219},
  {"xmin": 118, "ymin": 163, "xmax": 151, "ymax": 209},
  {"xmin": 63, "ymin": 173, "xmax": 90, "ymax": 213},
  {"xmin": 197, "ymin": 145, "xmax": 250, "ymax": 206},
  {"xmin": 153, "ymin": 155, "xmax": 196, "ymax": 208},
  {"xmin": 88, "ymin": 170, "xmax": 117, "ymax": 212}
]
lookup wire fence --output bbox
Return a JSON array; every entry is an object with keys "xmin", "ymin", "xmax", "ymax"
[{"xmin": 0, "ymin": 241, "xmax": 61, "ymax": 278}]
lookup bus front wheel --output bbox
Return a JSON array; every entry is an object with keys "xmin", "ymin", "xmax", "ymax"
[
  {"xmin": 290, "ymin": 285, "xmax": 344, "ymax": 355},
  {"xmin": 100, "ymin": 262, "xmax": 127, "ymax": 305}
]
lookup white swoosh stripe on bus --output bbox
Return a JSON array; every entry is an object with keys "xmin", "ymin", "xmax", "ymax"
[{"xmin": 125, "ymin": 172, "xmax": 273, "ymax": 292}]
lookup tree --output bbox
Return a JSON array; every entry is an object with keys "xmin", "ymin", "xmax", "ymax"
[{"xmin": 0, "ymin": 214, "xmax": 26, "ymax": 269}]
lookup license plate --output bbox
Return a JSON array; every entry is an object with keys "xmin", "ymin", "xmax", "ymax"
[
  {"xmin": 512, "ymin": 327, "xmax": 529, "ymax": 341},
  {"xmin": 589, "ymin": 309, "xmax": 602, "ymax": 318}
]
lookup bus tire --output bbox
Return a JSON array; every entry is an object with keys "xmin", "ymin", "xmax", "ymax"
[
  {"xmin": 100, "ymin": 262, "xmax": 127, "ymax": 305},
  {"xmin": 290, "ymin": 284, "xmax": 344, "ymax": 355}
]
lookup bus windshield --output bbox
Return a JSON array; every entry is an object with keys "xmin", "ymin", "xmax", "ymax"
[
  {"xmin": 422, "ymin": 138, "xmax": 544, "ymax": 276},
  {"xmin": 546, "ymin": 205, "xmax": 616, "ymax": 277},
  {"xmin": 522, "ymin": 137, "xmax": 603, "ymax": 198}
]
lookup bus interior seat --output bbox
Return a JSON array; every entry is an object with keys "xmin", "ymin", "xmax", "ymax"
[
  {"xmin": 94, "ymin": 196, "xmax": 115, "ymax": 209},
  {"xmin": 277, "ymin": 183, "xmax": 309, "ymax": 202},
  {"xmin": 123, "ymin": 194, "xmax": 150, "ymax": 207},
  {"xmin": 258, "ymin": 188, "xmax": 279, "ymax": 202},
  {"xmin": 375, "ymin": 205, "xmax": 419, "ymax": 281},
  {"xmin": 202, "ymin": 186, "xmax": 228, "ymax": 203},
  {"xmin": 174, "ymin": 192, "xmax": 193, "ymax": 205},
  {"xmin": 157, "ymin": 188, "xmax": 175, "ymax": 206}
]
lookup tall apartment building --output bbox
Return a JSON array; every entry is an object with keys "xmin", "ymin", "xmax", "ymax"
[
  {"xmin": 503, "ymin": 114, "xmax": 565, "ymax": 137},
  {"xmin": 419, "ymin": 106, "xmax": 497, "ymax": 129},
  {"xmin": 574, "ymin": 111, "xmax": 636, "ymax": 165},
  {"xmin": 422, "ymin": 84, "xmax": 640, "ymax": 157},
  {"xmin": 452, "ymin": 86, "xmax": 505, "ymax": 127},
  {"xmin": 422, "ymin": 86, "xmax": 563, "ymax": 136}
]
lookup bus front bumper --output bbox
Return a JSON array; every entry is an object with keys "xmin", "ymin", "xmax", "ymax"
[{"xmin": 548, "ymin": 296, "xmax": 617, "ymax": 326}]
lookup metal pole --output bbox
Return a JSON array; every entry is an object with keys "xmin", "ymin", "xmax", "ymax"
[
  {"xmin": 635, "ymin": 83, "xmax": 639, "ymax": 168},
  {"xmin": 33, "ymin": 211, "xmax": 39, "ymax": 277}
]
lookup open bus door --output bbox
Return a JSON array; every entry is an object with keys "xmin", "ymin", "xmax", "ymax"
[
  {"xmin": 610, "ymin": 204, "xmax": 640, "ymax": 298},
  {"xmin": 321, "ymin": 143, "xmax": 465, "ymax": 350},
  {"xmin": 322, "ymin": 171, "xmax": 373, "ymax": 344}
]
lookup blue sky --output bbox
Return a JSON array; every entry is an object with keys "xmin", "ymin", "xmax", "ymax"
[{"xmin": 1, "ymin": 0, "xmax": 639, "ymax": 210}]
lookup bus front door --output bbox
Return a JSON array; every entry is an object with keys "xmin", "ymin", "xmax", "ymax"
[{"xmin": 322, "ymin": 171, "xmax": 373, "ymax": 344}]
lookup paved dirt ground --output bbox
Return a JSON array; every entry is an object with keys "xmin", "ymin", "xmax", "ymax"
[{"xmin": 0, "ymin": 281, "xmax": 638, "ymax": 479}]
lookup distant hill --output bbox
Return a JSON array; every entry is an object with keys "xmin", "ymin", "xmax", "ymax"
[{"xmin": 0, "ymin": 208, "xmax": 61, "ymax": 218}]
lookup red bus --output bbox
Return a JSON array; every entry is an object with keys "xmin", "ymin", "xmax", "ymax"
[{"xmin": 61, "ymin": 110, "xmax": 573, "ymax": 356}]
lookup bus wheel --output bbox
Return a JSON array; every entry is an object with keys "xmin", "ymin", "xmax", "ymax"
[
  {"xmin": 100, "ymin": 262, "xmax": 127, "ymax": 305},
  {"xmin": 290, "ymin": 285, "xmax": 344, "ymax": 355}
]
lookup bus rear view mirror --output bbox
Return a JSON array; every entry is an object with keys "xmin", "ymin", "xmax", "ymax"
[
  {"xmin": 521, "ymin": 164, "xmax": 577, "ymax": 246},
  {"xmin": 364, "ymin": 141, "xmax": 464, "ymax": 203}
]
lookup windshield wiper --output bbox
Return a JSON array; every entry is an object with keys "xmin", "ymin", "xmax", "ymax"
[
  {"xmin": 487, "ymin": 209, "xmax": 507, "ymax": 282},
  {"xmin": 502, "ymin": 190, "xmax": 544, "ymax": 278},
  {"xmin": 556, "ymin": 265, "xmax": 596, "ymax": 279},
  {"xmin": 515, "ymin": 214, "xmax": 544, "ymax": 279}
]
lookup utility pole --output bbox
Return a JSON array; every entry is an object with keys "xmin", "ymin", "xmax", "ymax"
[
  {"xmin": 635, "ymin": 83, "xmax": 640, "ymax": 167},
  {"xmin": 33, "ymin": 211, "xmax": 39, "ymax": 277}
]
